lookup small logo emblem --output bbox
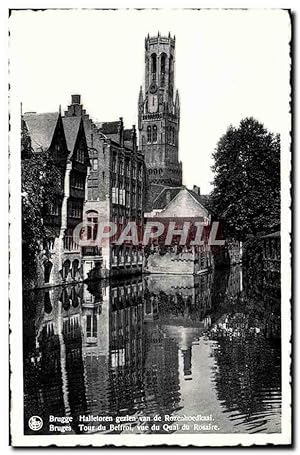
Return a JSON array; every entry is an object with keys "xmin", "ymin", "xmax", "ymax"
[{"xmin": 28, "ymin": 416, "xmax": 43, "ymax": 431}]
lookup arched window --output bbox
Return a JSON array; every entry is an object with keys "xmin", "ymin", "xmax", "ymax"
[
  {"xmin": 44, "ymin": 260, "xmax": 53, "ymax": 284},
  {"xmin": 60, "ymin": 288, "xmax": 70, "ymax": 310},
  {"xmin": 71, "ymin": 287, "xmax": 79, "ymax": 307},
  {"xmin": 152, "ymin": 125, "xmax": 157, "ymax": 143},
  {"xmin": 44, "ymin": 291, "xmax": 52, "ymax": 314},
  {"xmin": 160, "ymin": 53, "xmax": 166, "ymax": 86},
  {"xmin": 172, "ymin": 127, "xmax": 175, "ymax": 145},
  {"xmin": 151, "ymin": 53, "xmax": 157, "ymax": 80},
  {"xmin": 72, "ymin": 259, "xmax": 79, "ymax": 279},
  {"xmin": 62, "ymin": 259, "xmax": 71, "ymax": 279},
  {"xmin": 147, "ymin": 125, "xmax": 152, "ymax": 143}
]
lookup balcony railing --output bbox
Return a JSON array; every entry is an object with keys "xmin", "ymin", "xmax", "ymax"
[{"xmin": 63, "ymin": 236, "xmax": 80, "ymax": 252}]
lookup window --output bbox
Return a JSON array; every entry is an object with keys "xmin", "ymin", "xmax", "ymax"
[
  {"xmin": 119, "ymin": 160, "xmax": 124, "ymax": 176},
  {"xmin": 86, "ymin": 314, "xmax": 97, "ymax": 338},
  {"xmin": 70, "ymin": 201, "xmax": 82, "ymax": 219},
  {"xmin": 87, "ymin": 211, "xmax": 98, "ymax": 240},
  {"xmin": 152, "ymin": 125, "xmax": 157, "ymax": 143},
  {"xmin": 137, "ymin": 187, "xmax": 142, "ymax": 209},
  {"xmin": 112, "ymin": 187, "xmax": 118, "ymax": 204},
  {"xmin": 125, "ymin": 161, "xmax": 130, "ymax": 177},
  {"xmin": 71, "ymin": 173, "xmax": 85, "ymax": 190},
  {"xmin": 169, "ymin": 55, "xmax": 174, "ymax": 80},
  {"xmin": 160, "ymin": 53, "xmax": 166, "ymax": 86},
  {"xmin": 44, "ymin": 260, "xmax": 53, "ymax": 284},
  {"xmin": 62, "ymin": 260, "xmax": 71, "ymax": 279},
  {"xmin": 112, "ymin": 156, "xmax": 117, "ymax": 172},
  {"xmin": 132, "ymin": 187, "xmax": 136, "ymax": 208},
  {"xmin": 138, "ymin": 165, "xmax": 143, "ymax": 181},
  {"xmin": 147, "ymin": 126, "xmax": 152, "ymax": 143},
  {"xmin": 112, "ymin": 247, "xmax": 118, "ymax": 265},
  {"xmin": 44, "ymin": 291, "xmax": 52, "ymax": 313},
  {"xmin": 77, "ymin": 147, "xmax": 85, "ymax": 163},
  {"xmin": 93, "ymin": 158, "xmax": 98, "ymax": 171},
  {"xmin": 126, "ymin": 189, "xmax": 130, "ymax": 208},
  {"xmin": 151, "ymin": 53, "xmax": 157, "ymax": 79},
  {"xmin": 132, "ymin": 163, "xmax": 136, "ymax": 179},
  {"xmin": 72, "ymin": 259, "xmax": 79, "ymax": 279},
  {"xmin": 119, "ymin": 187, "xmax": 125, "ymax": 205}
]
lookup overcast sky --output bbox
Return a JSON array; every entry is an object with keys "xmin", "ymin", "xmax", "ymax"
[{"xmin": 10, "ymin": 9, "xmax": 290, "ymax": 193}]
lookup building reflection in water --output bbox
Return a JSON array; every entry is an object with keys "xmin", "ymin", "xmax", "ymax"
[
  {"xmin": 23, "ymin": 265, "xmax": 281, "ymax": 435},
  {"xmin": 207, "ymin": 265, "xmax": 281, "ymax": 433}
]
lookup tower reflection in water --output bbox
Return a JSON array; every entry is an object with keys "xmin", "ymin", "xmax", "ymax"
[{"xmin": 23, "ymin": 266, "xmax": 281, "ymax": 435}]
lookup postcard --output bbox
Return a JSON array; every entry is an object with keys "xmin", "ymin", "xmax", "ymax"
[{"xmin": 9, "ymin": 7, "xmax": 292, "ymax": 447}]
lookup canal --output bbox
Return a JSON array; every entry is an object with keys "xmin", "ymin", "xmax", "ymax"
[{"xmin": 23, "ymin": 266, "xmax": 281, "ymax": 435}]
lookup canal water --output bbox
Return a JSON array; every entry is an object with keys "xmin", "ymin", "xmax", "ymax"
[{"xmin": 23, "ymin": 266, "xmax": 281, "ymax": 435}]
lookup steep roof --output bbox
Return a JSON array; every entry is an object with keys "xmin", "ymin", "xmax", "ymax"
[
  {"xmin": 22, "ymin": 112, "xmax": 59, "ymax": 152},
  {"xmin": 62, "ymin": 116, "xmax": 82, "ymax": 154},
  {"xmin": 152, "ymin": 186, "xmax": 182, "ymax": 210},
  {"xmin": 96, "ymin": 121, "xmax": 120, "ymax": 134},
  {"xmin": 157, "ymin": 187, "xmax": 210, "ymax": 218},
  {"xmin": 149, "ymin": 185, "xmax": 212, "ymax": 217},
  {"xmin": 95, "ymin": 121, "xmax": 122, "ymax": 144},
  {"xmin": 186, "ymin": 189, "xmax": 211, "ymax": 211}
]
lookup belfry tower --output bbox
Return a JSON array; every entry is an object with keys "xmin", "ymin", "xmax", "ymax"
[{"xmin": 138, "ymin": 33, "xmax": 182, "ymax": 186}]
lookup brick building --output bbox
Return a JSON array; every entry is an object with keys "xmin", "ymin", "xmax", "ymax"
[
  {"xmin": 64, "ymin": 95, "xmax": 148, "ymax": 279},
  {"xmin": 22, "ymin": 111, "xmax": 90, "ymax": 288}
]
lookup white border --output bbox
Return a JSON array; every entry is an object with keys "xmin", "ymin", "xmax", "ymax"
[{"xmin": 7, "ymin": 2, "xmax": 292, "ymax": 448}]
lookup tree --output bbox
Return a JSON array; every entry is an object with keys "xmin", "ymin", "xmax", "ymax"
[
  {"xmin": 211, "ymin": 117, "xmax": 280, "ymax": 240},
  {"xmin": 22, "ymin": 151, "xmax": 63, "ymax": 286}
]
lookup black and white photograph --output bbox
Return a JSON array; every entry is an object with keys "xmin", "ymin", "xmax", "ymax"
[{"xmin": 8, "ymin": 7, "xmax": 292, "ymax": 447}]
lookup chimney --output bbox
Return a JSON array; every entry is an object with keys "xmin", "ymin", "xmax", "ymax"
[
  {"xmin": 132, "ymin": 125, "xmax": 137, "ymax": 151},
  {"xmin": 119, "ymin": 117, "xmax": 124, "ymax": 147},
  {"xmin": 71, "ymin": 94, "xmax": 81, "ymax": 104},
  {"xmin": 193, "ymin": 185, "xmax": 201, "ymax": 195}
]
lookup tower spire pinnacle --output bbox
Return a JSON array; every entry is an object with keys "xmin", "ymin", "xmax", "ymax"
[{"xmin": 138, "ymin": 85, "xmax": 143, "ymax": 103}]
